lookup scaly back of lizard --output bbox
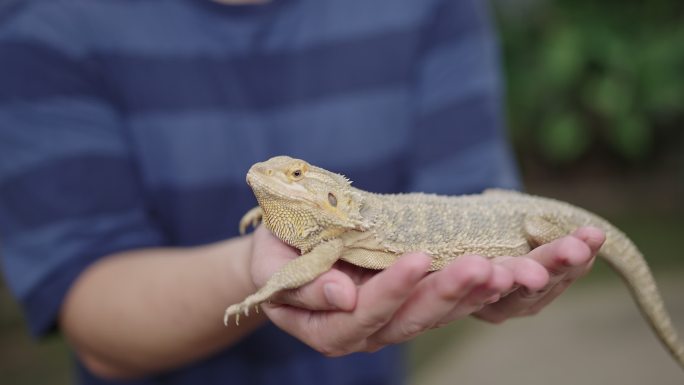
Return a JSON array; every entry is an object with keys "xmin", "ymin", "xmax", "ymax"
[{"xmin": 224, "ymin": 155, "xmax": 684, "ymax": 371}]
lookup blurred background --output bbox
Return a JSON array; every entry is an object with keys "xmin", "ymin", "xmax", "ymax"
[
  {"xmin": 1, "ymin": 0, "xmax": 683, "ymax": 384},
  {"xmin": 412, "ymin": 1, "xmax": 684, "ymax": 384}
]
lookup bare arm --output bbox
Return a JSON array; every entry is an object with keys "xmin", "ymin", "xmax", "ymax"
[{"xmin": 59, "ymin": 235, "xmax": 266, "ymax": 379}]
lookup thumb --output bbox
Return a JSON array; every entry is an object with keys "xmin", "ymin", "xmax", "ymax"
[{"xmin": 269, "ymin": 268, "xmax": 357, "ymax": 311}]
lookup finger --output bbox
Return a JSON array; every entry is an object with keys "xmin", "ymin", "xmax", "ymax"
[
  {"xmin": 517, "ymin": 255, "xmax": 595, "ymax": 316},
  {"xmin": 351, "ymin": 252, "xmax": 432, "ymax": 334},
  {"xmin": 526, "ymin": 234, "xmax": 593, "ymax": 278},
  {"xmin": 264, "ymin": 252, "xmax": 431, "ymax": 355},
  {"xmin": 572, "ymin": 226, "xmax": 606, "ymax": 256},
  {"xmin": 526, "ymin": 234, "xmax": 596, "ymax": 297},
  {"xmin": 434, "ymin": 263, "xmax": 514, "ymax": 326},
  {"xmin": 474, "ymin": 235, "xmax": 595, "ymax": 323},
  {"xmin": 516, "ymin": 277, "xmax": 574, "ymax": 317},
  {"xmin": 514, "ymin": 229, "xmax": 602, "ymax": 316},
  {"xmin": 270, "ymin": 268, "xmax": 357, "ymax": 311},
  {"xmin": 368, "ymin": 255, "xmax": 492, "ymax": 345},
  {"xmin": 492, "ymin": 256, "xmax": 549, "ymax": 293},
  {"xmin": 568, "ymin": 226, "xmax": 603, "ymax": 278}
]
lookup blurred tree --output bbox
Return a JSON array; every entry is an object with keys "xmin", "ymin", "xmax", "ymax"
[{"xmin": 496, "ymin": 0, "xmax": 684, "ymax": 169}]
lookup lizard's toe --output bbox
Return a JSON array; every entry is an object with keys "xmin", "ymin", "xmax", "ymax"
[
  {"xmin": 224, "ymin": 303, "xmax": 246, "ymax": 326},
  {"xmin": 224, "ymin": 299, "xmax": 263, "ymax": 326}
]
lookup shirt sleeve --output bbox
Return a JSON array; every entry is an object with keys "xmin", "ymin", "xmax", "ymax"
[
  {"xmin": 0, "ymin": 8, "xmax": 166, "ymax": 337},
  {"xmin": 408, "ymin": 0, "xmax": 520, "ymax": 195}
]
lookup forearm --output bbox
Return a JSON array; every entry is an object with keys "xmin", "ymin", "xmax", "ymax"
[{"xmin": 59, "ymin": 234, "xmax": 266, "ymax": 379}]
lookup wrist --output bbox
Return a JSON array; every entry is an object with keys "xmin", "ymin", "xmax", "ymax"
[{"xmin": 206, "ymin": 234, "xmax": 259, "ymax": 302}]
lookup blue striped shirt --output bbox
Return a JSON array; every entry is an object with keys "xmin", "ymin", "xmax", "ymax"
[{"xmin": 0, "ymin": 0, "xmax": 519, "ymax": 384}]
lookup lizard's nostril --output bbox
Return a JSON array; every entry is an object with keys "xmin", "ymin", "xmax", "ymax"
[{"xmin": 249, "ymin": 163, "xmax": 273, "ymax": 176}]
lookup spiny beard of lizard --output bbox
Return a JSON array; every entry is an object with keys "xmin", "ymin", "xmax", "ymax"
[
  {"xmin": 249, "ymin": 157, "xmax": 366, "ymax": 253},
  {"xmin": 258, "ymin": 196, "xmax": 326, "ymax": 251}
]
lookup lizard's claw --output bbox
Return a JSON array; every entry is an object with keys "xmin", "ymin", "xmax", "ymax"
[
  {"xmin": 224, "ymin": 302, "xmax": 252, "ymax": 326},
  {"xmin": 223, "ymin": 287, "xmax": 276, "ymax": 326},
  {"xmin": 239, "ymin": 207, "xmax": 263, "ymax": 235}
]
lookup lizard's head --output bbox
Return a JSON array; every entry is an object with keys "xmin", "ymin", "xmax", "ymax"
[{"xmin": 246, "ymin": 156, "xmax": 368, "ymax": 251}]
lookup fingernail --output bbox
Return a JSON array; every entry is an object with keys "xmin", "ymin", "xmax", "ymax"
[
  {"xmin": 324, "ymin": 283, "xmax": 342, "ymax": 309},
  {"xmin": 502, "ymin": 284, "xmax": 520, "ymax": 297},
  {"xmin": 484, "ymin": 294, "xmax": 501, "ymax": 305}
]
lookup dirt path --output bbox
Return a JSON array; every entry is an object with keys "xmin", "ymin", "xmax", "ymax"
[{"xmin": 411, "ymin": 273, "xmax": 684, "ymax": 385}]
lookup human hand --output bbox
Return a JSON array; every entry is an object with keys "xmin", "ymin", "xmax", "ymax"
[
  {"xmin": 248, "ymin": 225, "xmax": 603, "ymax": 356},
  {"xmin": 474, "ymin": 226, "xmax": 604, "ymax": 322}
]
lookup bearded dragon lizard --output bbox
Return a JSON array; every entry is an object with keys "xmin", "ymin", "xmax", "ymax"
[{"xmin": 224, "ymin": 155, "xmax": 684, "ymax": 370}]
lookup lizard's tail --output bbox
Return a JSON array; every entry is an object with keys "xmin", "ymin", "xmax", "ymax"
[{"xmin": 599, "ymin": 226, "xmax": 684, "ymax": 369}]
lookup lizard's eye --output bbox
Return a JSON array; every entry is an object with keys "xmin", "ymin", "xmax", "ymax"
[
  {"xmin": 288, "ymin": 163, "xmax": 308, "ymax": 181},
  {"xmin": 289, "ymin": 168, "xmax": 304, "ymax": 181},
  {"xmin": 328, "ymin": 192, "xmax": 337, "ymax": 207}
]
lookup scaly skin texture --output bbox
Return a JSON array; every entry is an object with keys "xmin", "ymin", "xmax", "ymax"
[{"xmin": 224, "ymin": 155, "xmax": 684, "ymax": 370}]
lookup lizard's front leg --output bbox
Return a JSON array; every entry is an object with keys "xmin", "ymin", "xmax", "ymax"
[
  {"xmin": 239, "ymin": 206, "xmax": 263, "ymax": 235},
  {"xmin": 224, "ymin": 238, "xmax": 344, "ymax": 325}
]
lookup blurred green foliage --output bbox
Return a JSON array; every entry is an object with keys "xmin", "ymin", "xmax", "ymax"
[{"xmin": 498, "ymin": 0, "xmax": 684, "ymax": 166}]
